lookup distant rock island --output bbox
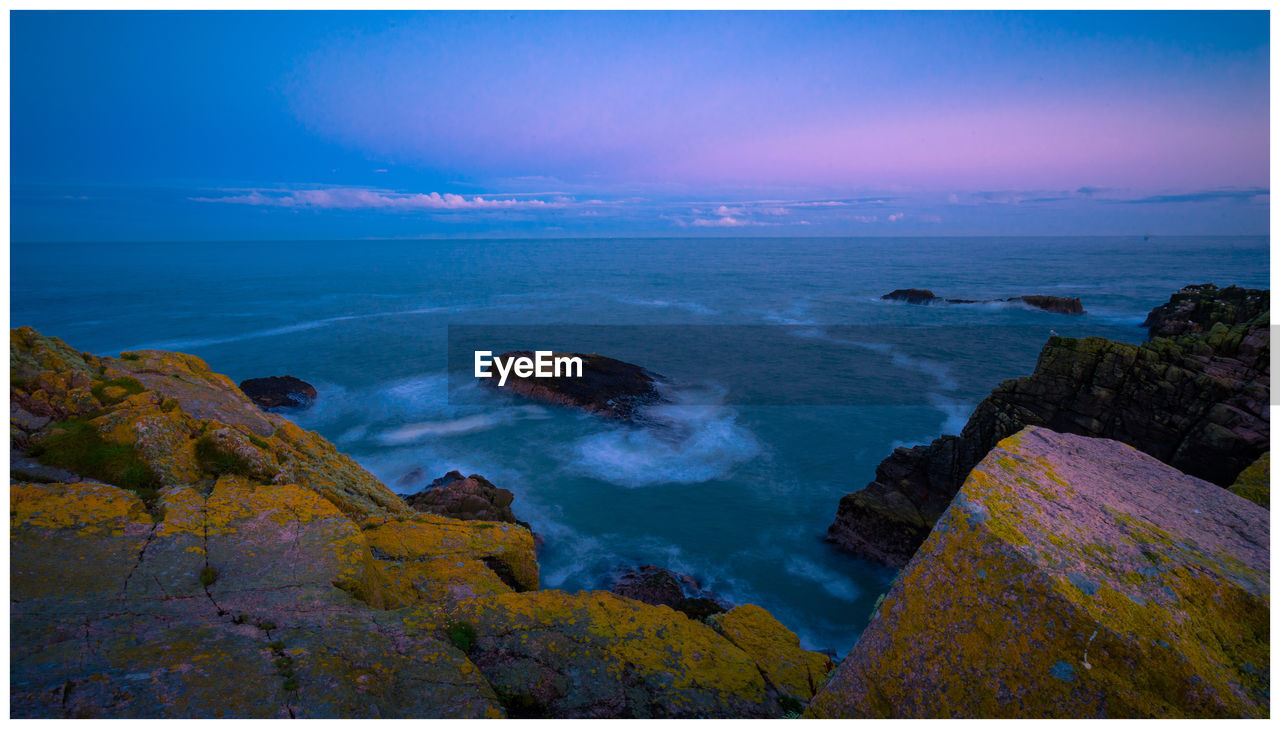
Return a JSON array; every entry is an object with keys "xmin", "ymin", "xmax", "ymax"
[
  {"xmin": 482, "ymin": 350, "xmax": 660, "ymax": 420},
  {"xmin": 882, "ymin": 289, "xmax": 1085, "ymax": 314}
]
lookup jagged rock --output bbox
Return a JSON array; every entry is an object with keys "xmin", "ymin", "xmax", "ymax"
[
  {"xmin": 1143, "ymin": 283, "xmax": 1267, "ymax": 339},
  {"xmin": 710, "ymin": 605, "xmax": 834, "ymax": 703},
  {"xmin": 483, "ymin": 351, "xmax": 659, "ymax": 420},
  {"xmin": 608, "ymin": 564, "xmax": 731, "ymax": 621},
  {"xmin": 809, "ymin": 427, "xmax": 1269, "ymax": 718},
  {"xmin": 444, "ymin": 590, "xmax": 782, "ymax": 718},
  {"xmin": 13, "ymin": 329, "xmax": 408, "ymax": 517},
  {"xmin": 238, "ymin": 375, "xmax": 318, "ymax": 410},
  {"xmin": 403, "ymin": 471, "xmax": 526, "ymax": 528},
  {"xmin": 1230, "ymin": 452, "xmax": 1269, "ymax": 508},
  {"xmin": 828, "ymin": 289, "xmax": 1269, "ymax": 567}
]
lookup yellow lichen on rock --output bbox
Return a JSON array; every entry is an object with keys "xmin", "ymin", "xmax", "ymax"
[
  {"xmin": 1230, "ymin": 452, "xmax": 1269, "ymax": 508},
  {"xmin": 444, "ymin": 590, "xmax": 778, "ymax": 717},
  {"xmin": 809, "ymin": 426, "xmax": 1269, "ymax": 719},
  {"xmin": 710, "ymin": 604, "xmax": 833, "ymax": 701}
]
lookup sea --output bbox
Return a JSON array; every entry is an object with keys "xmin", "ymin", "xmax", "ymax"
[{"xmin": 10, "ymin": 235, "xmax": 1269, "ymax": 654}]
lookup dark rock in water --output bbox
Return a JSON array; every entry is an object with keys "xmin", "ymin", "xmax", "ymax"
[
  {"xmin": 881, "ymin": 288, "xmax": 938, "ymax": 304},
  {"xmin": 484, "ymin": 351, "xmax": 660, "ymax": 420},
  {"xmin": 609, "ymin": 565, "xmax": 731, "ymax": 621},
  {"xmin": 828, "ymin": 285, "xmax": 1270, "ymax": 568},
  {"xmin": 1142, "ymin": 283, "xmax": 1267, "ymax": 339},
  {"xmin": 238, "ymin": 375, "xmax": 317, "ymax": 410},
  {"xmin": 883, "ymin": 289, "xmax": 1085, "ymax": 314},
  {"xmin": 1013, "ymin": 295, "xmax": 1084, "ymax": 314},
  {"xmin": 403, "ymin": 471, "xmax": 529, "ymax": 529},
  {"xmin": 810, "ymin": 427, "xmax": 1270, "ymax": 719}
]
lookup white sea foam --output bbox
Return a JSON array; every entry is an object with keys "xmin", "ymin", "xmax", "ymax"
[
  {"xmin": 376, "ymin": 413, "xmax": 505, "ymax": 443},
  {"xmin": 561, "ymin": 389, "xmax": 760, "ymax": 487},
  {"xmin": 784, "ymin": 556, "xmax": 863, "ymax": 602},
  {"xmin": 616, "ymin": 295, "xmax": 718, "ymax": 316}
]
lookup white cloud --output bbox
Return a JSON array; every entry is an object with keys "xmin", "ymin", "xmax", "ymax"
[
  {"xmin": 193, "ymin": 187, "xmax": 562, "ymax": 210},
  {"xmin": 888, "ymin": 212, "xmax": 904, "ymax": 222}
]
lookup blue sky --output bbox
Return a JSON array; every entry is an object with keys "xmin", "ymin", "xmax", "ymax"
[{"xmin": 11, "ymin": 11, "xmax": 1270, "ymax": 240}]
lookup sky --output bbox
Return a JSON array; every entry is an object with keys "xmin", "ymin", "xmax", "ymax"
[{"xmin": 10, "ymin": 11, "xmax": 1270, "ymax": 240}]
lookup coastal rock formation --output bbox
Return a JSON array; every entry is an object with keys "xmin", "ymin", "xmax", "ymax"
[
  {"xmin": 882, "ymin": 290, "xmax": 1085, "ymax": 314},
  {"xmin": 1230, "ymin": 452, "xmax": 1270, "ymax": 508},
  {"xmin": 710, "ymin": 605, "xmax": 835, "ymax": 704},
  {"xmin": 403, "ymin": 470, "xmax": 527, "ymax": 528},
  {"xmin": 483, "ymin": 350, "xmax": 659, "ymax": 420},
  {"xmin": 608, "ymin": 564, "xmax": 731, "ymax": 622},
  {"xmin": 1143, "ymin": 283, "xmax": 1268, "ymax": 339},
  {"xmin": 238, "ymin": 375, "xmax": 318, "ymax": 410},
  {"xmin": 10, "ymin": 328, "xmax": 811, "ymax": 719},
  {"xmin": 809, "ymin": 427, "xmax": 1269, "ymax": 718},
  {"xmin": 443, "ymin": 590, "xmax": 781, "ymax": 718},
  {"xmin": 829, "ymin": 287, "xmax": 1269, "ymax": 567}
]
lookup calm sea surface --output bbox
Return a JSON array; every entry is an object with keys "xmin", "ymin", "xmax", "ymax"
[{"xmin": 11, "ymin": 236, "xmax": 1269, "ymax": 653}]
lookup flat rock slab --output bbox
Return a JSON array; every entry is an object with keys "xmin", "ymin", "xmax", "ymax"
[{"xmin": 810, "ymin": 426, "xmax": 1269, "ymax": 719}]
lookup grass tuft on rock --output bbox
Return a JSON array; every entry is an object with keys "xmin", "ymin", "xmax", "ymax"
[
  {"xmin": 199, "ymin": 566, "xmax": 218, "ymax": 587},
  {"xmin": 30, "ymin": 418, "xmax": 159, "ymax": 507},
  {"xmin": 194, "ymin": 434, "xmax": 255, "ymax": 476},
  {"xmin": 444, "ymin": 620, "xmax": 478, "ymax": 653}
]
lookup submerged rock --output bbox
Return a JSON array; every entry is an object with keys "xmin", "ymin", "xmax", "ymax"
[
  {"xmin": 238, "ymin": 375, "xmax": 318, "ymax": 410},
  {"xmin": 483, "ymin": 350, "xmax": 659, "ymax": 420},
  {"xmin": 809, "ymin": 427, "xmax": 1269, "ymax": 718},
  {"xmin": 1143, "ymin": 283, "xmax": 1267, "ymax": 339},
  {"xmin": 828, "ymin": 286, "xmax": 1269, "ymax": 567},
  {"xmin": 403, "ymin": 470, "xmax": 528, "ymax": 529}
]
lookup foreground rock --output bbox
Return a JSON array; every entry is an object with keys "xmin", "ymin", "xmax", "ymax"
[
  {"xmin": 608, "ymin": 564, "xmax": 731, "ymax": 622},
  {"xmin": 1230, "ymin": 452, "xmax": 1270, "ymax": 508},
  {"xmin": 483, "ymin": 350, "xmax": 659, "ymax": 420},
  {"xmin": 10, "ymin": 328, "xmax": 807, "ymax": 718},
  {"xmin": 239, "ymin": 375, "xmax": 318, "ymax": 410},
  {"xmin": 809, "ymin": 427, "xmax": 1269, "ymax": 718},
  {"xmin": 710, "ymin": 605, "xmax": 834, "ymax": 704},
  {"xmin": 403, "ymin": 470, "xmax": 528, "ymax": 528},
  {"xmin": 1143, "ymin": 283, "xmax": 1267, "ymax": 339},
  {"xmin": 882, "ymin": 290, "xmax": 1085, "ymax": 314},
  {"xmin": 830, "ymin": 287, "xmax": 1269, "ymax": 567}
]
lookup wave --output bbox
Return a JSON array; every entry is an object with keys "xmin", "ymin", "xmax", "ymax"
[
  {"xmin": 783, "ymin": 556, "xmax": 862, "ymax": 602},
  {"xmin": 616, "ymin": 295, "xmax": 718, "ymax": 316},
  {"xmin": 559, "ymin": 388, "xmax": 760, "ymax": 488}
]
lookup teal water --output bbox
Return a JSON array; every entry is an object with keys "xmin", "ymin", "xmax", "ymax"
[{"xmin": 10, "ymin": 236, "xmax": 1269, "ymax": 653}]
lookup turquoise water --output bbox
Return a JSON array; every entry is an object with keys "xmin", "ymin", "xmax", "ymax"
[{"xmin": 11, "ymin": 236, "xmax": 1269, "ymax": 653}]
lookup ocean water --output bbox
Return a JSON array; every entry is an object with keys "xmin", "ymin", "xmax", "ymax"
[{"xmin": 10, "ymin": 236, "xmax": 1269, "ymax": 654}]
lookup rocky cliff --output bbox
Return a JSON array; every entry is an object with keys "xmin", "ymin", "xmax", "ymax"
[
  {"xmin": 828, "ymin": 285, "xmax": 1269, "ymax": 567},
  {"xmin": 809, "ymin": 427, "xmax": 1269, "ymax": 718},
  {"xmin": 10, "ymin": 328, "xmax": 825, "ymax": 718}
]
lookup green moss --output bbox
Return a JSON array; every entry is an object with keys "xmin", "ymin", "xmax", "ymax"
[
  {"xmin": 444, "ymin": 620, "xmax": 478, "ymax": 653},
  {"xmin": 1229, "ymin": 453, "xmax": 1268, "ymax": 509},
  {"xmin": 199, "ymin": 566, "xmax": 218, "ymax": 587},
  {"xmin": 89, "ymin": 376, "xmax": 145, "ymax": 405},
  {"xmin": 119, "ymin": 352, "xmax": 141, "ymax": 361},
  {"xmin": 194, "ymin": 434, "xmax": 254, "ymax": 476},
  {"xmin": 246, "ymin": 433, "xmax": 271, "ymax": 450},
  {"xmin": 29, "ymin": 418, "xmax": 159, "ymax": 507},
  {"xmin": 778, "ymin": 694, "xmax": 806, "ymax": 716}
]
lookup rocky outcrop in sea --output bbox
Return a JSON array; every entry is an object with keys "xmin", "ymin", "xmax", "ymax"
[
  {"xmin": 482, "ymin": 350, "xmax": 660, "ymax": 420},
  {"xmin": 882, "ymin": 289, "xmax": 1085, "ymax": 314},
  {"xmin": 810, "ymin": 426, "xmax": 1269, "ymax": 718},
  {"xmin": 830, "ymin": 285, "xmax": 1270, "ymax": 567},
  {"xmin": 8, "ymin": 328, "xmax": 820, "ymax": 718},
  {"xmin": 238, "ymin": 375, "xmax": 318, "ymax": 410},
  {"xmin": 402, "ymin": 470, "xmax": 529, "ymax": 529}
]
